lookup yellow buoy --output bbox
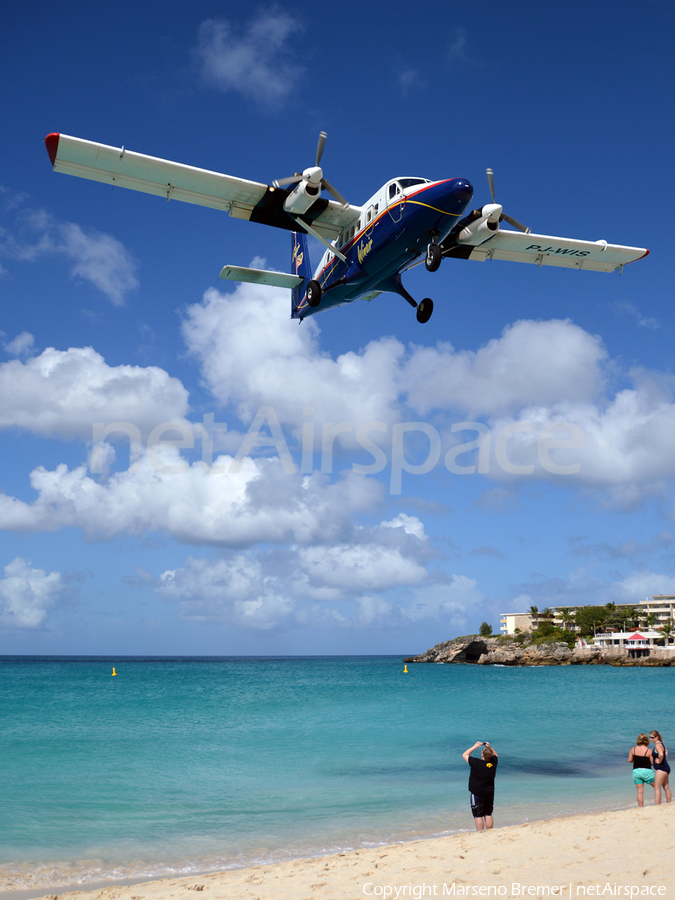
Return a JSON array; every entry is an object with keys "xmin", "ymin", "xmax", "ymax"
[
  {"xmin": 403, "ymin": 664, "xmax": 408, "ymax": 673},
  {"xmin": 112, "ymin": 667, "xmax": 117, "ymax": 676}
]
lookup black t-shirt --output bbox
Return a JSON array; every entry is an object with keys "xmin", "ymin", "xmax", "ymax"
[{"xmin": 468, "ymin": 755, "xmax": 498, "ymax": 796}]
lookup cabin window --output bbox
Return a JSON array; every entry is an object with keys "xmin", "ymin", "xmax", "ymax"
[
  {"xmin": 389, "ymin": 183, "xmax": 398, "ymax": 199},
  {"xmin": 367, "ymin": 209, "xmax": 371, "ymax": 223}
]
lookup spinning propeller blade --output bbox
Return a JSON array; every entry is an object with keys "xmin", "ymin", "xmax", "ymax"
[
  {"xmin": 322, "ymin": 179, "xmax": 348, "ymax": 207},
  {"xmin": 486, "ymin": 168, "xmax": 530, "ymax": 234},
  {"xmin": 316, "ymin": 131, "xmax": 327, "ymax": 167},
  {"xmin": 273, "ymin": 173, "xmax": 302, "ymax": 187},
  {"xmin": 273, "ymin": 132, "xmax": 349, "ymax": 207}
]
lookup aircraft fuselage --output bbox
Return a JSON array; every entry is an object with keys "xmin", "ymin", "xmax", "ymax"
[{"xmin": 293, "ymin": 177, "xmax": 473, "ymax": 319}]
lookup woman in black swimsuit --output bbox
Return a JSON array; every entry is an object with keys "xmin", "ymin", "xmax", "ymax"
[
  {"xmin": 650, "ymin": 730, "xmax": 671, "ymax": 805},
  {"xmin": 628, "ymin": 733, "xmax": 655, "ymax": 807}
]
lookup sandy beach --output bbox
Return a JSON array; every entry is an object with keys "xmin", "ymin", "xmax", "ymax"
[{"xmin": 21, "ymin": 804, "xmax": 674, "ymax": 900}]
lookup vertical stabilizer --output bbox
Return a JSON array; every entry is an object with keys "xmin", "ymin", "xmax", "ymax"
[{"xmin": 291, "ymin": 232, "xmax": 311, "ymax": 318}]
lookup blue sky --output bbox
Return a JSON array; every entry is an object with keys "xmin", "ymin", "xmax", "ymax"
[{"xmin": 1, "ymin": 0, "xmax": 674, "ymax": 655}]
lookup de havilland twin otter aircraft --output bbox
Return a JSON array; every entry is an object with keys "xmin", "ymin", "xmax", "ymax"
[{"xmin": 44, "ymin": 131, "xmax": 648, "ymax": 324}]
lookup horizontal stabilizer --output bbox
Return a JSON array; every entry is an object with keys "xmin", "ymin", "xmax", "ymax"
[{"xmin": 219, "ymin": 265, "xmax": 303, "ymax": 288}]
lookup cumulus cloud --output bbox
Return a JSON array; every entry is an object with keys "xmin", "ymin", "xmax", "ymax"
[
  {"xmin": 296, "ymin": 542, "xmax": 428, "ymax": 594},
  {"xmin": 156, "ymin": 555, "xmax": 295, "ymax": 630},
  {"xmin": 0, "ymin": 453, "xmax": 382, "ymax": 545},
  {"xmin": 182, "ymin": 284, "xmax": 405, "ymax": 433},
  {"xmin": 183, "ymin": 289, "xmax": 606, "ymax": 429},
  {"xmin": 0, "ymin": 346, "xmax": 189, "ymax": 440},
  {"xmin": 195, "ymin": 10, "xmax": 303, "ymax": 106},
  {"xmin": 182, "ymin": 283, "xmax": 675, "ymax": 505},
  {"xmin": 402, "ymin": 319, "xmax": 607, "ymax": 418},
  {"xmin": 0, "ymin": 209, "xmax": 138, "ymax": 305},
  {"xmin": 380, "ymin": 513, "xmax": 427, "ymax": 540},
  {"xmin": 0, "ymin": 557, "xmax": 63, "ymax": 629},
  {"xmin": 149, "ymin": 516, "xmax": 461, "ymax": 632}
]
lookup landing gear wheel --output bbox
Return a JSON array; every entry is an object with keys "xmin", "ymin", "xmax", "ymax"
[
  {"xmin": 416, "ymin": 298, "xmax": 434, "ymax": 323},
  {"xmin": 306, "ymin": 280, "xmax": 322, "ymax": 307},
  {"xmin": 425, "ymin": 242, "xmax": 442, "ymax": 272}
]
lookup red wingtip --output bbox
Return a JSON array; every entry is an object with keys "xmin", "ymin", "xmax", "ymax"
[{"xmin": 44, "ymin": 133, "xmax": 60, "ymax": 166}]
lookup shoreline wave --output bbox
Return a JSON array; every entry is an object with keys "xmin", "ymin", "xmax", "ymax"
[{"xmin": 0, "ymin": 796, "xmax": 639, "ymax": 894}]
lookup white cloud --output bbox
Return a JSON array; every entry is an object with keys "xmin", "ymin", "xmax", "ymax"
[
  {"xmin": 405, "ymin": 577, "xmax": 479, "ymax": 624},
  {"xmin": 0, "ymin": 346, "xmax": 189, "ymax": 440},
  {"xmin": 182, "ymin": 284, "xmax": 405, "ymax": 433},
  {"xmin": 150, "ymin": 531, "xmax": 470, "ymax": 632},
  {"xmin": 196, "ymin": 11, "xmax": 303, "ymax": 106},
  {"xmin": 2, "ymin": 331, "xmax": 34, "ymax": 356},
  {"xmin": 613, "ymin": 571, "xmax": 675, "ymax": 602},
  {"xmin": 59, "ymin": 221, "xmax": 138, "ymax": 305},
  {"xmin": 402, "ymin": 319, "xmax": 607, "ymax": 418},
  {"xmin": 183, "ymin": 291, "xmax": 607, "ymax": 433},
  {"xmin": 614, "ymin": 300, "xmax": 660, "ymax": 330},
  {"xmin": 157, "ymin": 555, "xmax": 295, "ymax": 630},
  {"xmin": 296, "ymin": 542, "xmax": 429, "ymax": 594},
  {"xmin": 0, "ymin": 210, "xmax": 138, "ymax": 305},
  {"xmin": 0, "ymin": 453, "xmax": 382, "ymax": 545},
  {"xmin": 380, "ymin": 513, "xmax": 427, "ymax": 540},
  {"xmin": 183, "ymin": 285, "xmax": 675, "ymax": 504},
  {"xmin": 0, "ymin": 557, "xmax": 63, "ymax": 629}
]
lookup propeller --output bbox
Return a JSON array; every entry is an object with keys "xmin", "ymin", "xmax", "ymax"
[
  {"xmin": 486, "ymin": 168, "xmax": 530, "ymax": 234},
  {"xmin": 273, "ymin": 132, "xmax": 349, "ymax": 207}
]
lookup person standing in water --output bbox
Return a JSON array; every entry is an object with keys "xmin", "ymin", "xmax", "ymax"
[
  {"xmin": 650, "ymin": 730, "xmax": 671, "ymax": 805},
  {"xmin": 462, "ymin": 741, "xmax": 498, "ymax": 831}
]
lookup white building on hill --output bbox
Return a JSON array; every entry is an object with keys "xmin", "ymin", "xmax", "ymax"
[{"xmin": 499, "ymin": 595, "xmax": 675, "ymax": 636}]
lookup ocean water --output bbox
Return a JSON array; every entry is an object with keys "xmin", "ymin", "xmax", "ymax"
[{"xmin": 1, "ymin": 656, "xmax": 674, "ymax": 892}]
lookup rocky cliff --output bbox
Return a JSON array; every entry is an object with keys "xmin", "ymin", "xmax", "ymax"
[{"xmin": 404, "ymin": 635, "xmax": 675, "ymax": 666}]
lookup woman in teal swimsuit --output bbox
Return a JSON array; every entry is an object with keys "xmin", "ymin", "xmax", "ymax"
[{"xmin": 628, "ymin": 733, "xmax": 655, "ymax": 807}]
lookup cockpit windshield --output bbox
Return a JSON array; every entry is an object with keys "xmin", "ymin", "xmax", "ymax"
[{"xmin": 397, "ymin": 178, "xmax": 428, "ymax": 189}]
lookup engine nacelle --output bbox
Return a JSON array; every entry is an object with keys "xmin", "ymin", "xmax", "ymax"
[
  {"xmin": 456, "ymin": 203, "xmax": 503, "ymax": 245},
  {"xmin": 283, "ymin": 167, "xmax": 323, "ymax": 215}
]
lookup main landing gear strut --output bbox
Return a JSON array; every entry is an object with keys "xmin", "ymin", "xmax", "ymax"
[{"xmin": 398, "ymin": 281, "xmax": 434, "ymax": 324}]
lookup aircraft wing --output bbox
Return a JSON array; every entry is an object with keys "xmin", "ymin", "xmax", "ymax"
[
  {"xmin": 442, "ymin": 229, "xmax": 649, "ymax": 273},
  {"xmin": 44, "ymin": 133, "xmax": 357, "ymax": 240}
]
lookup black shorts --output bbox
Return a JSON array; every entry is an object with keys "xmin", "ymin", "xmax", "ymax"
[{"xmin": 470, "ymin": 793, "xmax": 494, "ymax": 818}]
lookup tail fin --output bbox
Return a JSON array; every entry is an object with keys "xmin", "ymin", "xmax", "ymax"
[{"xmin": 291, "ymin": 232, "xmax": 312, "ymax": 318}]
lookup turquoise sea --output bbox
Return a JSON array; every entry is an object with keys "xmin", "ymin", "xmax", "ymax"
[{"xmin": 2, "ymin": 656, "xmax": 674, "ymax": 893}]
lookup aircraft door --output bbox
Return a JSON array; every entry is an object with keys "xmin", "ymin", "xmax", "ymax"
[
  {"xmin": 365, "ymin": 202, "xmax": 378, "ymax": 238},
  {"xmin": 387, "ymin": 182, "xmax": 404, "ymax": 223}
]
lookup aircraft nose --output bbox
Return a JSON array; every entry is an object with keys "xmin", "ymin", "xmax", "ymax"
[{"xmin": 453, "ymin": 179, "xmax": 473, "ymax": 202}]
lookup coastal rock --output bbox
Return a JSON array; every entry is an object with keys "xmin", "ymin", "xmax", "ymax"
[
  {"xmin": 404, "ymin": 635, "xmax": 674, "ymax": 666},
  {"xmin": 403, "ymin": 637, "xmax": 489, "ymax": 664}
]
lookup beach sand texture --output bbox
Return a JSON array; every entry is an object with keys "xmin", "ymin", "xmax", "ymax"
[{"xmin": 31, "ymin": 805, "xmax": 675, "ymax": 900}]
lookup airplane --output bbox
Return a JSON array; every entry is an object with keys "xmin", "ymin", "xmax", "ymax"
[{"xmin": 44, "ymin": 131, "xmax": 649, "ymax": 325}]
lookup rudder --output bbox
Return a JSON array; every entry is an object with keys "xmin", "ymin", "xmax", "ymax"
[{"xmin": 291, "ymin": 232, "xmax": 311, "ymax": 318}]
